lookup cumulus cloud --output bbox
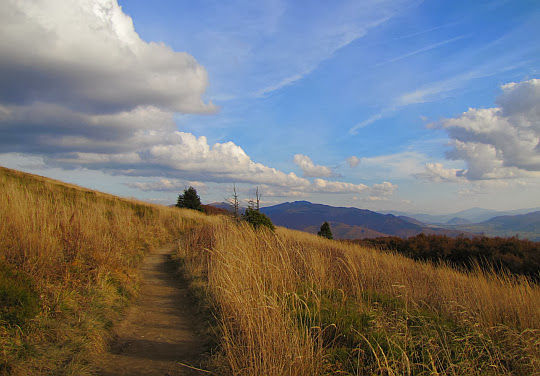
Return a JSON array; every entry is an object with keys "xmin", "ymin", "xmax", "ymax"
[
  {"xmin": 0, "ymin": 0, "xmax": 216, "ymax": 114},
  {"xmin": 272, "ymin": 177, "xmax": 396, "ymax": 197},
  {"xmin": 0, "ymin": 0, "xmax": 399, "ymax": 201},
  {"xmin": 293, "ymin": 154, "xmax": 335, "ymax": 177},
  {"xmin": 419, "ymin": 78, "xmax": 540, "ymax": 182},
  {"xmin": 414, "ymin": 162, "xmax": 464, "ymax": 183},
  {"xmin": 256, "ymin": 179, "xmax": 397, "ymax": 198},
  {"xmin": 346, "ymin": 156, "xmax": 360, "ymax": 168},
  {"xmin": 127, "ymin": 179, "xmax": 206, "ymax": 192}
]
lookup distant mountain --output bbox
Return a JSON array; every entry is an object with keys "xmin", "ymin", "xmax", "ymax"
[
  {"xmin": 446, "ymin": 217, "xmax": 471, "ymax": 225},
  {"xmin": 384, "ymin": 207, "xmax": 540, "ymax": 224},
  {"xmin": 260, "ymin": 201, "xmax": 465, "ymax": 239},
  {"xmin": 397, "ymin": 215, "xmax": 425, "ymax": 226},
  {"xmin": 449, "ymin": 211, "xmax": 540, "ymax": 241},
  {"xmin": 209, "ymin": 201, "xmax": 246, "ymax": 214}
]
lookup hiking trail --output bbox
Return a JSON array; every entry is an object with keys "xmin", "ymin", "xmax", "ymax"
[{"xmin": 95, "ymin": 243, "xmax": 210, "ymax": 376}]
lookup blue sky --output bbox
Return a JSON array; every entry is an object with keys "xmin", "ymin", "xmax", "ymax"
[{"xmin": 0, "ymin": 0, "xmax": 539, "ymax": 213}]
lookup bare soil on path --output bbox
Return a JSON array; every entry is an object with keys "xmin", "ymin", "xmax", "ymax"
[{"xmin": 95, "ymin": 243, "xmax": 211, "ymax": 376}]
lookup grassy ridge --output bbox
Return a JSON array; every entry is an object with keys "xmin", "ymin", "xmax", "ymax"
[
  {"xmin": 0, "ymin": 166, "xmax": 209, "ymax": 375},
  {"xmin": 2, "ymin": 166, "xmax": 539, "ymax": 375},
  {"xmin": 178, "ymin": 222, "xmax": 540, "ymax": 375}
]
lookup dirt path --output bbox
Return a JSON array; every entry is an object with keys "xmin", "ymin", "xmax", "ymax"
[{"xmin": 95, "ymin": 243, "xmax": 210, "ymax": 376}]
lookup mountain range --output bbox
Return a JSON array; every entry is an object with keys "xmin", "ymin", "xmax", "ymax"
[
  {"xmin": 208, "ymin": 201, "xmax": 540, "ymax": 241},
  {"xmin": 445, "ymin": 211, "xmax": 540, "ymax": 241},
  {"xmin": 382, "ymin": 207, "xmax": 540, "ymax": 225},
  {"xmin": 259, "ymin": 201, "xmax": 465, "ymax": 239}
]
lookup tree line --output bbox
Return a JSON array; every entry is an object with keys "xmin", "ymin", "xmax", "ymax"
[{"xmin": 351, "ymin": 234, "xmax": 540, "ymax": 280}]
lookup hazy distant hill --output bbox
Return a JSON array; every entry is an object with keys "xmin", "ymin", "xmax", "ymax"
[
  {"xmin": 449, "ymin": 211, "xmax": 540, "ymax": 241},
  {"xmin": 384, "ymin": 207, "xmax": 540, "ymax": 224},
  {"xmin": 446, "ymin": 217, "xmax": 472, "ymax": 225},
  {"xmin": 397, "ymin": 215, "xmax": 425, "ymax": 226},
  {"xmin": 209, "ymin": 201, "xmax": 246, "ymax": 214},
  {"xmin": 260, "ymin": 201, "xmax": 465, "ymax": 239}
]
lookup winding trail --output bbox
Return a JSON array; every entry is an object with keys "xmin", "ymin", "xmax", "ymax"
[{"xmin": 95, "ymin": 243, "xmax": 210, "ymax": 376}]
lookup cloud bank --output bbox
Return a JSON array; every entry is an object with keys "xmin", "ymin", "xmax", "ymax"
[
  {"xmin": 0, "ymin": 0, "xmax": 216, "ymax": 114},
  {"xmin": 419, "ymin": 78, "xmax": 540, "ymax": 182},
  {"xmin": 0, "ymin": 0, "xmax": 396, "ymax": 200}
]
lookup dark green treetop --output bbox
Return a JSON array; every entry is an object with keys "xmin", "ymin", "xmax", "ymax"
[
  {"xmin": 318, "ymin": 221, "xmax": 333, "ymax": 239},
  {"xmin": 176, "ymin": 186, "xmax": 202, "ymax": 211},
  {"xmin": 243, "ymin": 207, "xmax": 275, "ymax": 231}
]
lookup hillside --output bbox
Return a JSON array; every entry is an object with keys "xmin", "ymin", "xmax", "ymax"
[
  {"xmin": 2, "ymin": 166, "xmax": 540, "ymax": 375},
  {"xmin": 303, "ymin": 221, "xmax": 389, "ymax": 239},
  {"xmin": 0, "ymin": 166, "xmax": 214, "ymax": 374},
  {"xmin": 449, "ymin": 211, "xmax": 540, "ymax": 241},
  {"xmin": 261, "ymin": 201, "xmax": 466, "ymax": 239},
  {"xmin": 387, "ymin": 206, "xmax": 540, "ymax": 225}
]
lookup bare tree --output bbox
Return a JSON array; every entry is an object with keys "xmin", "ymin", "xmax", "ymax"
[
  {"xmin": 247, "ymin": 186, "xmax": 262, "ymax": 211},
  {"xmin": 255, "ymin": 187, "xmax": 261, "ymax": 211},
  {"xmin": 230, "ymin": 183, "xmax": 239, "ymax": 217}
]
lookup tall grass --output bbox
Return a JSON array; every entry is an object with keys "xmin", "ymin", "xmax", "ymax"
[
  {"xmin": 0, "ymin": 166, "xmax": 209, "ymax": 375},
  {"xmin": 178, "ymin": 221, "xmax": 540, "ymax": 375},
  {"xmin": 3, "ymin": 165, "xmax": 539, "ymax": 375}
]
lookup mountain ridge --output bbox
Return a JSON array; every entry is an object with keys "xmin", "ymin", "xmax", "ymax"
[{"xmin": 260, "ymin": 201, "xmax": 466, "ymax": 239}]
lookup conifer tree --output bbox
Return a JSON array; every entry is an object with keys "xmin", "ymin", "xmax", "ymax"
[
  {"xmin": 176, "ymin": 186, "xmax": 202, "ymax": 211},
  {"xmin": 243, "ymin": 207, "xmax": 275, "ymax": 231},
  {"xmin": 318, "ymin": 221, "xmax": 333, "ymax": 239}
]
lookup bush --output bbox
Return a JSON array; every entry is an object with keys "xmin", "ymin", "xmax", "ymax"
[{"xmin": 242, "ymin": 208, "xmax": 275, "ymax": 231}]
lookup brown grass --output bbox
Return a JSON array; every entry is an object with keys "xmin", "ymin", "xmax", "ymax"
[
  {"xmin": 0, "ymin": 166, "xmax": 211, "ymax": 375},
  {"xmin": 178, "ymin": 221, "xmax": 540, "ymax": 375},
  {"xmin": 2, "ymin": 165, "xmax": 539, "ymax": 375}
]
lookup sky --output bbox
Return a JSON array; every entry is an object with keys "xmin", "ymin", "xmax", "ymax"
[{"xmin": 0, "ymin": 0, "xmax": 539, "ymax": 214}]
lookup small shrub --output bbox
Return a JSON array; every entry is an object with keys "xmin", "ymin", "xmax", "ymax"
[{"xmin": 242, "ymin": 208, "xmax": 275, "ymax": 231}]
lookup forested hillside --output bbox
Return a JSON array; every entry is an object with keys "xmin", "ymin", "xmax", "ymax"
[{"xmin": 354, "ymin": 234, "xmax": 540, "ymax": 280}]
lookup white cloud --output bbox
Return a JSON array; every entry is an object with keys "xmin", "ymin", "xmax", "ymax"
[
  {"xmin": 0, "ymin": 0, "xmax": 216, "ymax": 114},
  {"xmin": 414, "ymin": 162, "xmax": 465, "ymax": 183},
  {"xmin": 359, "ymin": 151, "xmax": 427, "ymax": 179},
  {"xmin": 346, "ymin": 156, "xmax": 360, "ymax": 168},
  {"xmin": 257, "ymin": 178, "xmax": 397, "ymax": 198},
  {"xmin": 127, "ymin": 179, "xmax": 206, "ymax": 192},
  {"xmin": 349, "ymin": 61, "xmax": 526, "ymax": 135},
  {"xmin": 312, "ymin": 178, "xmax": 368, "ymax": 193},
  {"xmin": 437, "ymin": 78, "xmax": 540, "ymax": 180},
  {"xmin": 0, "ymin": 0, "xmax": 401, "ymax": 202},
  {"xmin": 349, "ymin": 113, "xmax": 386, "ymax": 135},
  {"xmin": 311, "ymin": 179, "xmax": 397, "ymax": 196},
  {"xmin": 293, "ymin": 154, "xmax": 334, "ymax": 177}
]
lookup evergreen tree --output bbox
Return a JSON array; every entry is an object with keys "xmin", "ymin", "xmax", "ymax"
[
  {"xmin": 176, "ymin": 186, "xmax": 202, "ymax": 211},
  {"xmin": 318, "ymin": 221, "xmax": 333, "ymax": 239},
  {"xmin": 243, "ymin": 207, "xmax": 275, "ymax": 231}
]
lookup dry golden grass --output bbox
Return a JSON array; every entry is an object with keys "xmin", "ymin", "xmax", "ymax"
[
  {"xmin": 0, "ymin": 166, "xmax": 211, "ymax": 375},
  {"xmin": 2, "ymin": 165, "xmax": 539, "ymax": 375},
  {"xmin": 178, "ymin": 221, "xmax": 540, "ymax": 375}
]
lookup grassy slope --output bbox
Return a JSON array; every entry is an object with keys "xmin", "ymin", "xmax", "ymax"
[
  {"xmin": 178, "ymin": 223, "xmax": 540, "ymax": 375},
  {"xmin": 2, "ymin": 166, "xmax": 539, "ymax": 375},
  {"xmin": 0, "ymin": 166, "xmax": 211, "ymax": 375}
]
